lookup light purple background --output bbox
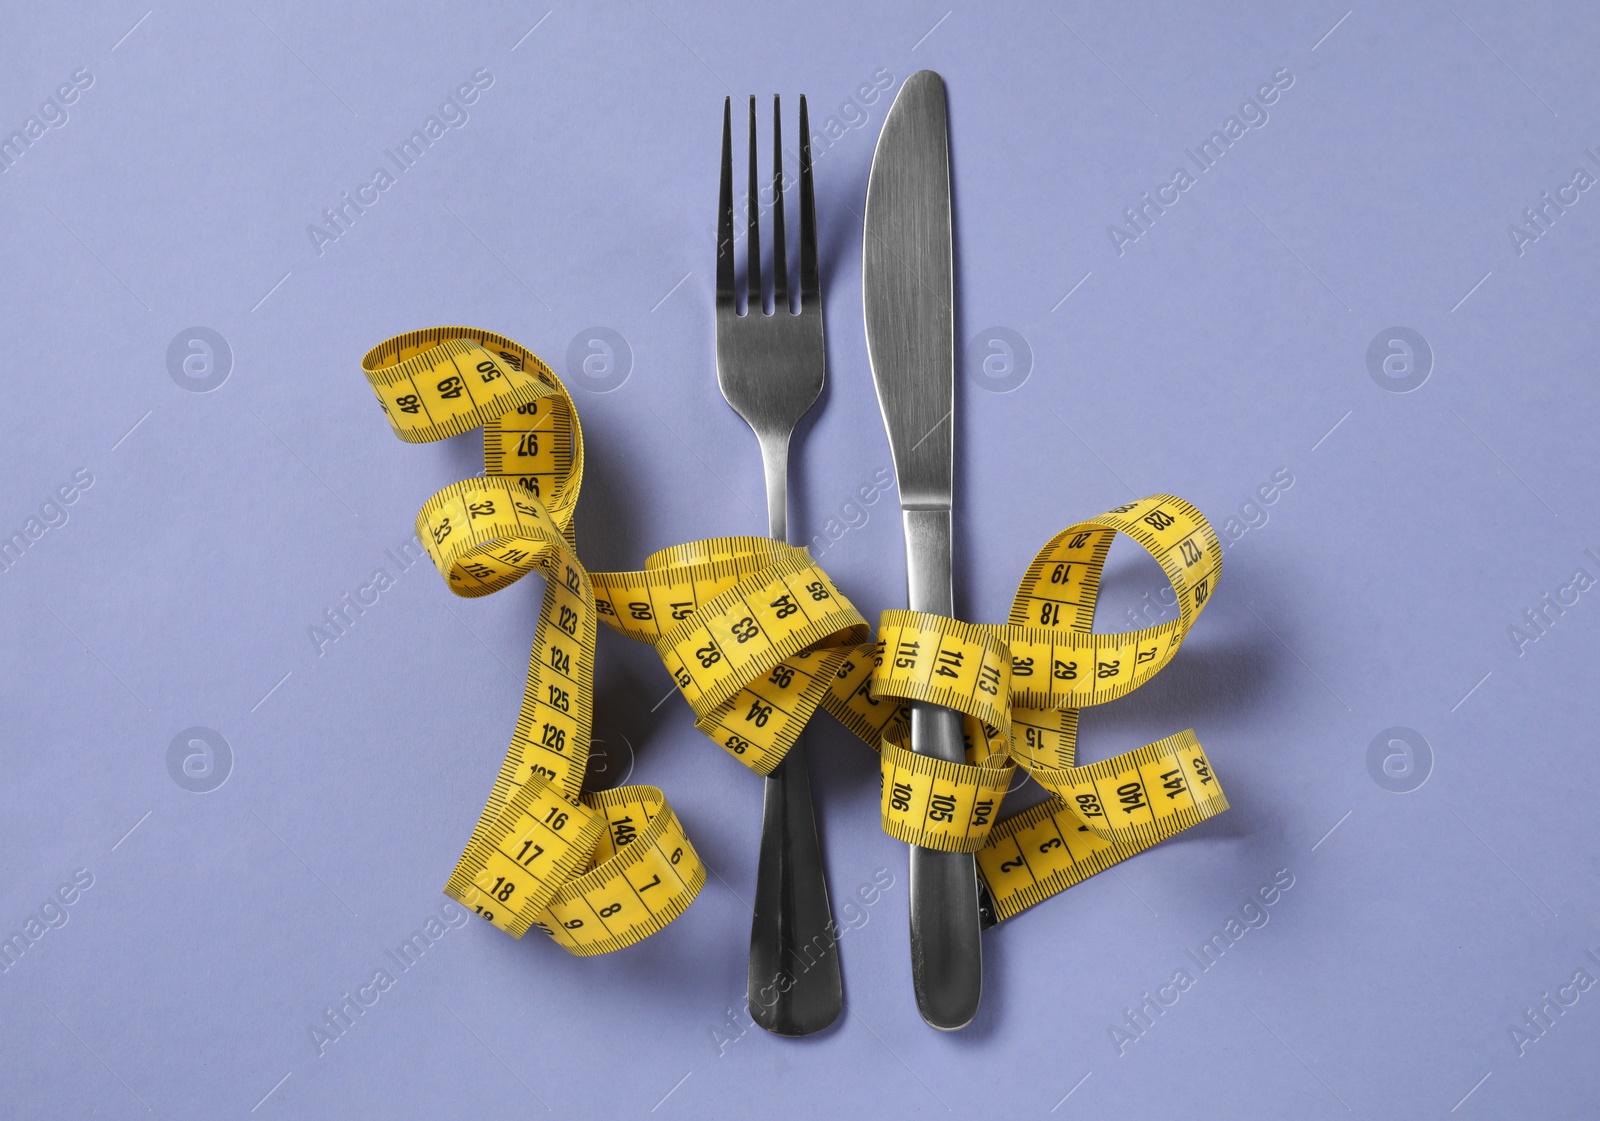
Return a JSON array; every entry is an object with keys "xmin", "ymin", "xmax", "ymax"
[{"xmin": 3, "ymin": 2, "xmax": 1598, "ymax": 1117}]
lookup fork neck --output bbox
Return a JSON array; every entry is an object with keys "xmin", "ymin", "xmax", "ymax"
[{"xmin": 757, "ymin": 433, "xmax": 792, "ymax": 543}]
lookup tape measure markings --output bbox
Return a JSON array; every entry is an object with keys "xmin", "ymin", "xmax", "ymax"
[
  {"xmin": 364, "ymin": 328, "xmax": 704, "ymax": 953},
  {"xmin": 362, "ymin": 326, "xmax": 1231, "ymax": 950},
  {"xmin": 866, "ymin": 491, "xmax": 1227, "ymax": 910}
]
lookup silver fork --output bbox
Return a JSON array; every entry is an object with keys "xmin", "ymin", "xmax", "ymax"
[{"xmin": 716, "ymin": 94, "xmax": 840, "ymax": 1036}]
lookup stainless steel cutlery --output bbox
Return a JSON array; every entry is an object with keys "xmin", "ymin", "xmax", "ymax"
[
  {"xmin": 715, "ymin": 94, "xmax": 841, "ymax": 1036},
  {"xmin": 863, "ymin": 70, "xmax": 983, "ymax": 1030},
  {"xmin": 708, "ymin": 71, "xmax": 975, "ymax": 1032}
]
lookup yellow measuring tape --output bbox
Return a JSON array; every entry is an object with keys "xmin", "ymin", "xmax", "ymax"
[
  {"xmin": 867, "ymin": 497, "xmax": 1228, "ymax": 922},
  {"xmin": 360, "ymin": 327, "xmax": 1228, "ymax": 952}
]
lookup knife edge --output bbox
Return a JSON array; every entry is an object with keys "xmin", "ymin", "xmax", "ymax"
[{"xmin": 863, "ymin": 69, "xmax": 954, "ymax": 512}]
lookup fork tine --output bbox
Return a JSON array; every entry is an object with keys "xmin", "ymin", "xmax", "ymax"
[
  {"xmin": 771, "ymin": 95, "xmax": 788, "ymax": 313},
  {"xmin": 798, "ymin": 94, "xmax": 819, "ymax": 310},
  {"xmin": 746, "ymin": 95, "xmax": 761, "ymax": 314},
  {"xmin": 717, "ymin": 97, "xmax": 735, "ymax": 309}
]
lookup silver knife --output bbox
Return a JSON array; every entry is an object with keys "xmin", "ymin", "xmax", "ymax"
[{"xmin": 862, "ymin": 69, "xmax": 982, "ymax": 1030}]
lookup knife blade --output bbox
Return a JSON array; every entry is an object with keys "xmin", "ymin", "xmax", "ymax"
[{"xmin": 862, "ymin": 69, "xmax": 982, "ymax": 1031}]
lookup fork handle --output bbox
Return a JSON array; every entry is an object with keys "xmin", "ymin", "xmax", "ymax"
[
  {"xmin": 748, "ymin": 733, "xmax": 841, "ymax": 1034},
  {"xmin": 748, "ymin": 431, "xmax": 841, "ymax": 1035}
]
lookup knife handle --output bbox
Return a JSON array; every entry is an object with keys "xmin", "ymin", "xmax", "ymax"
[
  {"xmin": 908, "ymin": 703, "xmax": 983, "ymax": 1029},
  {"xmin": 902, "ymin": 508, "xmax": 983, "ymax": 1029}
]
